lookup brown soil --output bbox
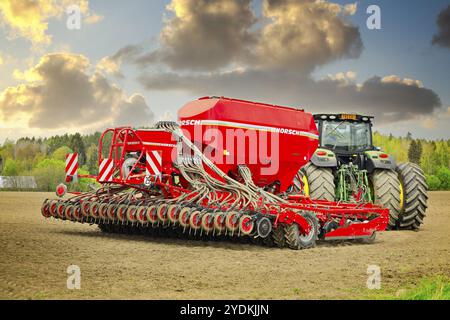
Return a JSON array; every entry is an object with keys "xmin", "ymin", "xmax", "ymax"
[{"xmin": 0, "ymin": 191, "xmax": 449, "ymax": 299}]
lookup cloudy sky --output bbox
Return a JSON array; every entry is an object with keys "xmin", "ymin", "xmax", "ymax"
[{"xmin": 0, "ymin": 0, "xmax": 449, "ymax": 142}]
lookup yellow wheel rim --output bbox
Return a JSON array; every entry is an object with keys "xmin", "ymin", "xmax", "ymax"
[
  {"xmin": 302, "ymin": 175, "xmax": 310, "ymax": 197},
  {"xmin": 399, "ymin": 181, "xmax": 404, "ymax": 212}
]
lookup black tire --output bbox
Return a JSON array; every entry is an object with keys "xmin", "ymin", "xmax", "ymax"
[
  {"xmin": 98, "ymin": 223, "xmax": 112, "ymax": 233},
  {"xmin": 284, "ymin": 212, "xmax": 319, "ymax": 250},
  {"xmin": 293, "ymin": 163, "xmax": 335, "ymax": 200},
  {"xmin": 272, "ymin": 225, "xmax": 286, "ymax": 248},
  {"xmin": 396, "ymin": 162, "xmax": 428, "ymax": 230},
  {"xmin": 370, "ymin": 169, "xmax": 401, "ymax": 229}
]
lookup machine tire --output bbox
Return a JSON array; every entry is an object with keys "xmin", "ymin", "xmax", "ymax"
[
  {"xmin": 294, "ymin": 163, "xmax": 335, "ymax": 200},
  {"xmin": 396, "ymin": 162, "xmax": 428, "ymax": 230},
  {"xmin": 370, "ymin": 169, "xmax": 401, "ymax": 229},
  {"xmin": 284, "ymin": 212, "xmax": 319, "ymax": 250},
  {"xmin": 98, "ymin": 223, "xmax": 113, "ymax": 233},
  {"xmin": 272, "ymin": 225, "xmax": 286, "ymax": 248}
]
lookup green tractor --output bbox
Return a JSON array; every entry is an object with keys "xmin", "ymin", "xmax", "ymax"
[{"xmin": 293, "ymin": 113, "xmax": 428, "ymax": 230}]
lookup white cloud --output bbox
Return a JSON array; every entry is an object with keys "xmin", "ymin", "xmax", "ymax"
[
  {"xmin": 0, "ymin": 0, "xmax": 96, "ymax": 46},
  {"xmin": 0, "ymin": 53, "xmax": 154, "ymax": 132}
]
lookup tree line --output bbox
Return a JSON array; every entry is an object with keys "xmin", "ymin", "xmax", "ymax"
[
  {"xmin": 0, "ymin": 132, "xmax": 105, "ymax": 192},
  {"xmin": 372, "ymin": 132, "xmax": 450, "ymax": 190},
  {"xmin": 0, "ymin": 131, "xmax": 449, "ymax": 191}
]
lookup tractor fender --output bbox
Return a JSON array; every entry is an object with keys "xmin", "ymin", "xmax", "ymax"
[
  {"xmin": 309, "ymin": 148, "xmax": 338, "ymax": 168},
  {"xmin": 364, "ymin": 151, "xmax": 396, "ymax": 172}
]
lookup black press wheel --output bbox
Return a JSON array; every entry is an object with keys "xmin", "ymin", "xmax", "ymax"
[{"xmin": 284, "ymin": 212, "xmax": 319, "ymax": 250}]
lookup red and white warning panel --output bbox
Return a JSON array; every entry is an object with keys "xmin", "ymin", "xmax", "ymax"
[
  {"xmin": 146, "ymin": 150, "xmax": 162, "ymax": 176},
  {"xmin": 98, "ymin": 158, "xmax": 114, "ymax": 182},
  {"xmin": 65, "ymin": 153, "xmax": 78, "ymax": 182}
]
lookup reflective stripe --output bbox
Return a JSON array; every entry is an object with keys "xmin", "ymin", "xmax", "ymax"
[
  {"xmin": 182, "ymin": 119, "xmax": 319, "ymax": 139},
  {"xmin": 98, "ymin": 159, "xmax": 113, "ymax": 182},
  {"xmin": 146, "ymin": 151, "xmax": 162, "ymax": 176},
  {"xmin": 65, "ymin": 153, "xmax": 78, "ymax": 176},
  {"xmin": 142, "ymin": 142, "xmax": 177, "ymax": 148}
]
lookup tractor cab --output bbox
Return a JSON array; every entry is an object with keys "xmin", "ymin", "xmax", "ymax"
[
  {"xmin": 314, "ymin": 113, "xmax": 374, "ymax": 154},
  {"xmin": 312, "ymin": 113, "xmax": 384, "ymax": 171}
]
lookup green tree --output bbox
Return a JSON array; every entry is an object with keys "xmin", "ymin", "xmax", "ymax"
[
  {"xmin": 52, "ymin": 146, "xmax": 73, "ymax": 161},
  {"xmin": 86, "ymin": 143, "xmax": 98, "ymax": 174},
  {"xmin": 436, "ymin": 167, "xmax": 450, "ymax": 190},
  {"xmin": 2, "ymin": 159, "xmax": 20, "ymax": 176},
  {"xmin": 69, "ymin": 133, "xmax": 86, "ymax": 166},
  {"xmin": 32, "ymin": 158, "xmax": 65, "ymax": 191},
  {"xmin": 434, "ymin": 141, "xmax": 449, "ymax": 168},
  {"xmin": 426, "ymin": 175, "xmax": 441, "ymax": 191},
  {"xmin": 408, "ymin": 139, "xmax": 422, "ymax": 164}
]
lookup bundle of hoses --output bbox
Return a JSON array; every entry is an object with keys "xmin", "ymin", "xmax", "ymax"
[{"xmin": 155, "ymin": 121, "xmax": 287, "ymax": 211}]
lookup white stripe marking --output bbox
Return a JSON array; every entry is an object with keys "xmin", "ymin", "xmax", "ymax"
[
  {"xmin": 142, "ymin": 142, "xmax": 177, "ymax": 147},
  {"xmin": 146, "ymin": 152, "xmax": 161, "ymax": 175},
  {"xmin": 148, "ymin": 157, "xmax": 160, "ymax": 175},
  {"xmin": 182, "ymin": 119, "xmax": 319, "ymax": 139},
  {"xmin": 66, "ymin": 154, "xmax": 78, "ymax": 176},
  {"xmin": 99, "ymin": 160, "xmax": 113, "ymax": 181},
  {"xmin": 67, "ymin": 157, "xmax": 78, "ymax": 175},
  {"xmin": 99, "ymin": 159, "xmax": 109, "ymax": 172},
  {"xmin": 152, "ymin": 150, "xmax": 162, "ymax": 165}
]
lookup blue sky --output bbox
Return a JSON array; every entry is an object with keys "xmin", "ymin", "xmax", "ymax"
[
  {"xmin": 318, "ymin": 0, "xmax": 450, "ymax": 102},
  {"xmin": 0, "ymin": 0, "xmax": 449, "ymax": 141}
]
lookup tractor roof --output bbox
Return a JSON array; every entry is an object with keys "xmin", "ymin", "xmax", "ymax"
[{"xmin": 313, "ymin": 113, "xmax": 373, "ymax": 122}]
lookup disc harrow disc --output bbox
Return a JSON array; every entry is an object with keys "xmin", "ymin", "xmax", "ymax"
[
  {"xmin": 157, "ymin": 204, "xmax": 168, "ymax": 223},
  {"xmin": 117, "ymin": 204, "xmax": 128, "ymax": 222},
  {"xmin": 225, "ymin": 212, "xmax": 239, "ymax": 233},
  {"xmin": 73, "ymin": 205, "xmax": 83, "ymax": 221},
  {"xmin": 64, "ymin": 205, "xmax": 74, "ymax": 220},
  {"xmin": 214, "ymin": 213, "xmax": 226, "ymax": 233},
  {"xmin": 146, "ymin": 205, "xmax": 158, "ymax": 224},
  {"xmin": 89, "ymin": 202, "xmax": 100, "ymax": 218},
  {"xmin": 167, "ymin": 205, "xmax": 180, "ymax": 223},
  {"xmin": 239, "ymin": 214, "xmax": 254, "ymax": 235},
  {"xmin": 57, "ymin": 202, "xmax": 66, "ymax": 219},
  {"xmin": 81, "ymin": 201, "xmax": 91, "ymax": 217},
  {"xmin": 136, "ymin": 206, "xmax": 147, "ymax": 223},
  {"xmin": 178, "ymin": 207, "xmax": 192, "ymax": 228},
  {"xmin": 107, "ymin": 204, "xmax": 117, "ymax": 220},
  {"xmin": 189, "ymin": 210, "xmax": 203, "ymax": 230},
  {"xmin": 49, "ymin": 200, "xmax": 59, "ymax": 217},
  {"xmin": 99, "ymin": 203, "xmax": 109, "ymax": 220},
  {"xmin": 126, "ymin": 205, "xmax": 138, "ymax": 222},
  {"xmin": 41, "ymin": 199, "xmax": 51, "ymax": 218},
  {"xmin": 201, "ymin": 212, "xmax": 215, "ymax": 233}
]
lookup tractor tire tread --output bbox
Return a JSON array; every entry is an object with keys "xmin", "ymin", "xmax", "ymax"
[{"xmin": 396, "ymin": 162, "xmax": 428, "ymax": 230}]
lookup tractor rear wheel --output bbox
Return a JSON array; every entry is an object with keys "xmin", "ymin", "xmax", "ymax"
[
  {"xmin": 293, "ymin": 163, "xmax": 335, "ymax": 200},
  {"xmin": 396, "ymin": 162, "xmax": 428, "ymax": 230},
  {"xmin": 284, "ymin": 212, "xmax": 319, "ymax": 250},
  {"xmin": 370, "ymin": 169, "xmax": 401, "ymax": 229}
]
